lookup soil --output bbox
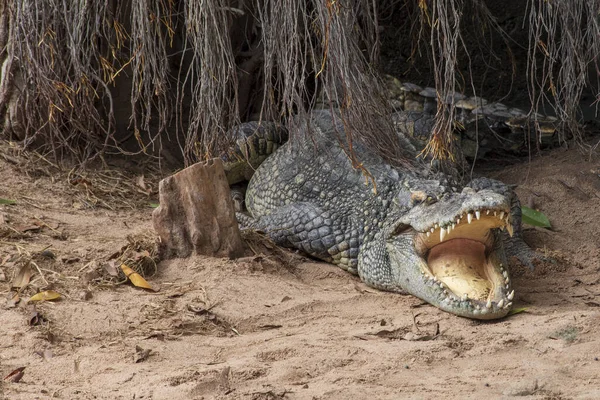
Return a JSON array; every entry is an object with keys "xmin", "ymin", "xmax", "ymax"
[{"xmin": 1, "ymin": 137, "xmax": 599, "ymax": 400}]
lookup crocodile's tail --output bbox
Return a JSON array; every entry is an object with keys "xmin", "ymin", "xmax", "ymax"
[
  {"xmin": 386, "ymin": 76, "xmax": 560, "ymax": 159},
  {"xmin": 222, "ymin": 121, "xmax": 288, "ymax": 185}
]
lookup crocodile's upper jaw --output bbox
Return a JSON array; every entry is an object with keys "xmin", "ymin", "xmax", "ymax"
[{"xmin": 388, "ymin": 206, "xmax": 514, "ymax": 320}]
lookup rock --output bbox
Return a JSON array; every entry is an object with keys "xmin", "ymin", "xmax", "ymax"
[{"xmin": 153, "ymin": 158, "xmax": 244, "ymax": 259}]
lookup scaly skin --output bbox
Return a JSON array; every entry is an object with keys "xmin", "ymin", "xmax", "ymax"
[{"xmin": 241, "ymin": 110, "xmax": 518, "ymax": 319}]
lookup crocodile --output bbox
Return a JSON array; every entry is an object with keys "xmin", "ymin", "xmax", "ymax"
[
  {"xmin": 235, "ymin": 109, "xmax": 522, "ymax": 319},
  {"xmin": 385, "ymin": 76, "xmax": 560, "ymax": 159}
]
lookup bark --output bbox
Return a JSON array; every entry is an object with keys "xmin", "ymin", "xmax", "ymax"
[
  {"xmin": 153, "ymin": 158, "xmax": 245, "ymax": 259},
  {"xmin": 0, "ymin": 0, "xmax": 23, "ymax": 140}
]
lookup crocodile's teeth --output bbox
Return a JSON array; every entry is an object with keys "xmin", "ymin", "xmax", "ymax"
[
  {"xmin": 452, "ymin": 223, "xmax": 456, "ymax": 230},
  {"xmin": 475, "ymin": 211, "xmax": 481, "ymax": 220},
  {"xmin": 461, "ymin": 294, "xmax": 468, "ymax": 301},
  {"xmin": 497, "ymin": 299, "xmax": 505, "ymax": 308},
  {"xmin": 499, "ymin": 211, "xmax": 505, "ymax": 220},
  {"xmin": 486, "ymin": 298, "xmax": 492, "ymax": 309},
  {"xmin": 456, "ymin": 218, "xmax": 460, "ymax": 225},
  {"xmin": 430, "ymin": 227, "xmax": 435, "ymax": 233},
  {"xmin": 435, "ymin": 223, "xmax": 439, "ymax": 229},
  {"xmin": 507, "ymin": 290, "xmax": 515, "ymax": 300},
  {"xmin": 502, "ymin": 270, "xmax": 508, "ymax": 278},
  {"xmin": 467, "ymin": 213, "xmax": 473, "ymax": 224},
  {"xmin": 494, "ymin": 211, "xmax": 497, "ymax": 216},
  {"xmin": 505, "ymin": 302, "xmax": 513, "ymax": 309},
  {"xmin": 440, "ymin": 228, "xmax": 446, "ymax": 242},
  {"xmin": 507, "ymin": 224, "xmax": 514, "ymax": 237},
  {"xmin": 486, "ymin": 210, "xmax": 490, "ymax": 215},
  {"xmin": 426, "ymin": 231, "xmax": 431, "ymax": 237}
]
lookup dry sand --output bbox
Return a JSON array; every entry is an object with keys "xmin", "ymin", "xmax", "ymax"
[{"xmin": 1, "ymin": 143, "xmax": 599, "ymax": 399}]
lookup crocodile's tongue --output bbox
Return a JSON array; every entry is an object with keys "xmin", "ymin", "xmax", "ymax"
[{"xmin": 427, "ymin": 239, "xmax": 492, "ymax": 301}]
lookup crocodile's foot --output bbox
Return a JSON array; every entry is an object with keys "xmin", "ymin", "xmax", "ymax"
[
  {"xmin": 504, "ymin": 233, "xmax": 553, "ymax": 270},
  {"xmin": 235, "ymin": 212, "xmax": 258, "ymax": 230}
]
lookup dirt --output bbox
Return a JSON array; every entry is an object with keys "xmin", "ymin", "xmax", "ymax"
[{"xmin": 1, "ymin": 140, "xmax": 599, "ymax": 400}]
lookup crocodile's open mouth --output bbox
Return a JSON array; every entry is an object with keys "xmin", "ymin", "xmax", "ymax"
[{"xmin": 414, "ymin": 208, "xmax": 514, "ymax": 317}]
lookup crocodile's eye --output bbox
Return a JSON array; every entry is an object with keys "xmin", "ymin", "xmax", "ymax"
[
  {"xmin": 425, "ymin": 196, "xmax": 437, "ymax": 205},
  {"xmin": 410, "ymin": 191, "xmax": 426, "ymax": 206},
  {"xmin": 410, "ymin": 191, "xmax": 438, "ymax": 206}
]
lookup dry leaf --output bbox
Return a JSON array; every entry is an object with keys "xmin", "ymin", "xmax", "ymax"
[
  {"xmin": 136, "ymin": 175, "xmax": 147, "ymax": 190},
  {"xmin": 134, "ymin": 345, "xmax": 151, "ymax": 363},
  {"xmin": 4, "ymin": 367, "xmax": 25, "ymax": 382},
  {"xmin": 0, "ymin": 254, "xmax": 12, "ymax": 266},
  {"xmin": 83, "ymin": 269, "xmax": 101, "ymax": 284},
  {"xmin": 14, "ymin": 224, "xmax": 41, "ymax": 233},
  {"xmin": 35, "ymin": 349, "xmax": 54, "ymax": 361},
  {"xmin": 133, "ymin": 250, "xmax": 151, "ymax": 260},
  {"xmin": 28, "ymin": 290, "xmax": 62, "ymax": 303},
  {"xmin": 103, "ymin": 260, "xmax": 119, "ymax": 277},
  {"xmin": 39, "ymin": 249, "xmax": 56, "ymax": 259},
  {"xmin": 144, "ymin": 332, "xmax": 165, "ymax": 341},
  {"xmin": 121, "ymin": 263, "xmax": 154, "ymax": 290},
  {"xmin": 6, "ymin": 292, "xmax": 20, "ymax": 308},
  {"xmin": 69, "ymin": 177, "xmax": 92, "ymax": 186},
  {"xmin": 11, "ymin": 263, "xmax": 32, "ymax": 289},
  {"xmin": 79, "ymin": 290, "xmax": 93, "ymax": 300},
  {"xmin": 258, "ymin": 324, "xmax": 283, "ymax": 330},
  {"xmin": 29, "ymin": 306, "xmax": 47, "ymax": 326},
  {"xmin": 402, "ymin": 332, "xmax": 437, "ymax": 341},
  {"xmin": 136, "ymin": 175, "xmax": 153, "ymax": 195}
]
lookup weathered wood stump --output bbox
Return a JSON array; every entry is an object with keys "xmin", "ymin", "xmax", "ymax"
[{"xmin": 153, "ymin": 158, "xmax": 245, "ymax": 259}]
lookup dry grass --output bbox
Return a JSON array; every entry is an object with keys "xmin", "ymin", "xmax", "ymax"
[{"xmin": 0, "ymin": 1, "xmax": 597, "ymax": 168}]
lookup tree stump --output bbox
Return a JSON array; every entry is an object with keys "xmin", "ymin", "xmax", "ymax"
[{"xmin": 153, "ymin": 158, "xmax": 245, "ymax": 259}]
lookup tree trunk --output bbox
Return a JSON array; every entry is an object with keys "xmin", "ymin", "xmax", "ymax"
[
  {"xmin": 0, "ymin": 0, "xmax": 24, "ymax": 140},
  {"xmin": 153, "ymin": 158, "xmax": 245, "ymax": 259}
]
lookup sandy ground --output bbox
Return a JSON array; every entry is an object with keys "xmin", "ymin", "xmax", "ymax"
[{"xmin": 1, "ymin": 141, "xmax": 599, "ymax": 400}]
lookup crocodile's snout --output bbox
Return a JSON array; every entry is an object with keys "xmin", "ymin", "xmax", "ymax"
[{"xmin": 388, "ymin": 191, "xmax": 514, "ymax": 319}]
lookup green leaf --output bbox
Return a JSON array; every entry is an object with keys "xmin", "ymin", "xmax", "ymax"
[
  {"xmin": 521, "ymin": 206, "xmax": 551, "ymax": 228},
  {"xmin": 149, "ymin": 203, "xmax": 159, "ymax": 208},
  {"xmin": 507, "ymin": 307, "xmax": 528, "ymax": 316},
  {"xmin": 0, "ymin": 198, "xmax": 16, "ymax": 205}
]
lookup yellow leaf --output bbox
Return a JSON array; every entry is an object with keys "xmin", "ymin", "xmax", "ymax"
[
  {"xmin": 121, "ymin": 264, "xmax": 154, "ymax": 290},
  {"xmin": 28, "ymin": 290, "xmax": 62, "ymax": 303}
]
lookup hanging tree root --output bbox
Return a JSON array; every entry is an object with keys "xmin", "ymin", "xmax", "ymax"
[{"xmin": 153, "ymin": 158, "xmax": 244, "ymax": 259}]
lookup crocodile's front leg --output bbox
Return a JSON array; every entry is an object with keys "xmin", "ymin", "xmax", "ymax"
[
  {"xmin": 357, "ymin": 236, "xmax": 407, "ymax": 294},
  {"xmin": 239, "ymin": 203, "xmax": 362, "ymax": 274}
]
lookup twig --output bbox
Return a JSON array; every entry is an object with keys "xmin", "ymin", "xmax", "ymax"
[
  {"xmin": 29, "ymin": 260, "xmax": 49, "ymax": 286},
  {"xmin": 32, "ymin": 216, "xmax": 61, "ymax": 234}
]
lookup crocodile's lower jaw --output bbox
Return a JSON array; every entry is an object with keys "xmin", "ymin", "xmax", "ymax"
[{"xmin": 415, "ymin": 210, "xmax": 514, "ymax": 319}]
